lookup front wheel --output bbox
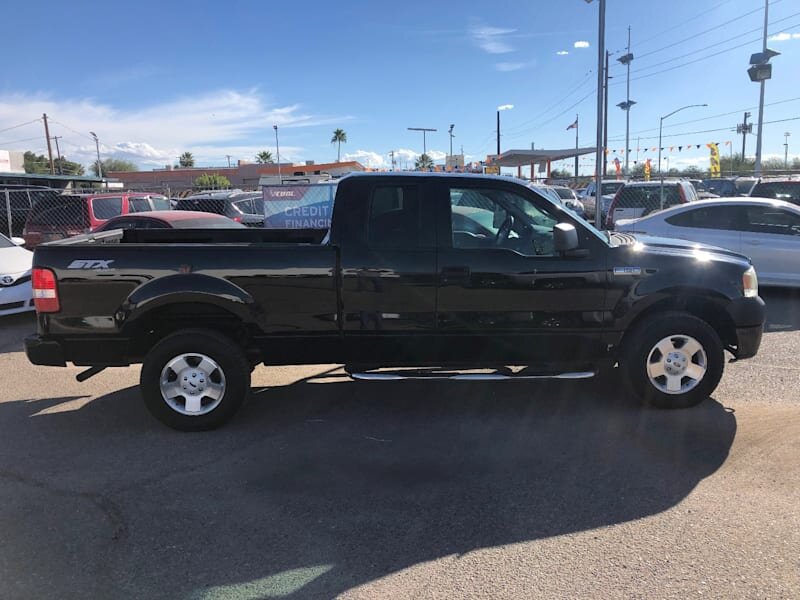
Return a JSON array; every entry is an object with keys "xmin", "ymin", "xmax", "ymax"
[
  {"xmin": 140, "ymin": 329, "xmax": 251, "ymax": 430},
  {"xmin": 621, "ymin": 312, "xmax": 724, "ymax": 409}
]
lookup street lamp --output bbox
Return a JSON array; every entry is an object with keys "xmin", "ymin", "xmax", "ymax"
[
  {"xmin": 659, "ymin": 104, "xmax": 707, "ymax": 207},
  {"xmin": 273, "ymin": 125, "xmax": 281, "ymax": 183},
  {"xmin": 584, "ymin": 0, "xmax": 606, "ymax": 226},
  {"xmin": 496, "ymin": 104, "xmax": 513, "ymax": 155},
  {"xmin": 448, "ymin": 124, "xmax": 455, "ymax": 163},
  {"xmin": 750, "ymin": 0, "xmax": 779, "ymax": 177},
  {"xmin": 407, "ymin": 127, "xmax": 437, "ymax": 156},
  {"xmin": 785, "ymin": 132, "xmax": 791, "ymax": 170},
  {"xmin": 89, "ymin": 131, "xmax": 104, "ymax": 187}
]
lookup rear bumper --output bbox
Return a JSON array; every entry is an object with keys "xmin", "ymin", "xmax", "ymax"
[
  {"xmin": 25, "ymin": 334, "xmax": 132, "ymax": 367},
  {"xmin": 25, "ymin": 335, "xmax": 67, "ymax": 366}
]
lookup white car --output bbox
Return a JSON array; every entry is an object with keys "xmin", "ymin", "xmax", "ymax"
[
  {"xmin": 615, "ymin": 198, "xmax": 800, "ymax": 288},
  {"xmin": 0, "ymin": 234, "xmax": 34, "ymax": 316}
]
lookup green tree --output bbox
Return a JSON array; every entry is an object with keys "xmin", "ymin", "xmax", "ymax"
[
  {"xmin": 549, "ymin": 168, "xmax": 571, "ymax": 179},
  {"xmin": 89, "ymin": 158, "xmax": 138, "ymax": 176},
  {"xmin": 331, "ymin": 128, "xmax": 347, "ymax": 162},
  {"xmin": 179, "ymin": 152, "xmax": 195, "ymax": 167},
  {"xmin": 23, "ymin": 151, "xmax": 84, "ymax": 176},
  {"xmin": 255, "ymin": 150, "xmax": 274, "ymax": 164},
  {"xmin": 194, "ymin": 173, "xmax": 230, "ymax": 190},
  {"xmin": 415, "ymin": 153, "xmax": 434, "ymax": 170}
]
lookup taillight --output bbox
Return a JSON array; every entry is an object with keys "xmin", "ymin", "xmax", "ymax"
[
  {"xmin": 678, "ymin": 184, "xmax": 688, "ymax": 203},
  {"xmin": 231, "ymin": 216, "xmax": 243, "ymax": 223},
  {"xmin": 32, "ymin": 268, "xmax": 60, "ymax": 313}
]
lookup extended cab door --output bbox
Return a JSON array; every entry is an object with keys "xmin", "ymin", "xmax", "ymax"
[
  {"xmin": 333, "ymin": 176, "xmax": 439, "ymax": 363},
  {"xmin": 434, "ymin": 180, "xmax": 609, "ymax": 368}
]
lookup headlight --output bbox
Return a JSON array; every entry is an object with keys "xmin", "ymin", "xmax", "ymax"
[{"xmin": 743, "ymin": 266, "xmax": 758, "ymax": 298}]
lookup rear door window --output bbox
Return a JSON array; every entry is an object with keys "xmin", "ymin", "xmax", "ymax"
[
  {"xmin": 128, "ymin": 197, "xmax": 152, "ymax": 213},
  {"xmin": 91, "ymin": 197, "xmax": 124, "ymax": 220},
  {"xmin": 742, "ymin": 206, "xmax": 800, "ymax": 235},
  {"xmin": 665, "ymin": 206, "xmax": 743, "ymax": 230},
  {"xmin": 368, "ymin": 185, "xmax": 432, "ymax": 248}
]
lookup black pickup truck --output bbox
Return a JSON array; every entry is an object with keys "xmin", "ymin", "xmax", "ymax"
[{"xmin": 25, "ymin": 173, "xmax": 764, "ymax": 430}]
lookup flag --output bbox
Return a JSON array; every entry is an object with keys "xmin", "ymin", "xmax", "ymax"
[
  {"xmin": 678, "ymin": 145, "xmax": 683, "ymax": 151},
  {"xmin": 566, "ymin": 118, "xmax": 578, "ymax": 130},
  {"xmin": 614, "ymin": 157, "xmax": 622, "ymax": 179},
  {"xmin": 644, "ymin": 158, "xmax": 652, "ymax": 181},
  {"xmin": 708, "ymin": 143, "xmax": 721, "ymax": 177}
]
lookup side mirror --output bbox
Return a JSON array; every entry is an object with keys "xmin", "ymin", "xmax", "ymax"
[
  {"xmin": 11, "ymin": 237, "xmax": 25, "ymax": 247},
  {"xmin": 553, "ymin": 223, "xmax": 579, "ymax": 253}
]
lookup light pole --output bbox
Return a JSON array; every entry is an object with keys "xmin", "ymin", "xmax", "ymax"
[
  {"xmin": 448, "ymin": 124, "xmax": 455, "ymax": 164},
  {"xmin": 617, "ymin": 26, "xmax": 635, "ymax": 174},
  {"xmin": 273, "ymin": 125, "xmax": 281, "ymax": 183},
  {"xmin": 752, "ymin": 0, "xmax": 776, "ymax": 177},
  {"xmin": 584, "ymin": 0, "xmax": 606, "ymax": 226},
  {"xmin": 496, "ymin": 104, "xmax": 513, "ymax": 156},
  {"xmin": 90, "ymin": 131, "xmax": 103, "ymax": 187},
  {"xmin": 785, "ymin": 132, "xmax": 791, "ymax": 170},
  {"xmin": 407, "ymin": 127, "xmax": 437, "ymax": 156},
  {"xmin": 659, "ymin": 104, "xmax": 707, "ymax": 206}
]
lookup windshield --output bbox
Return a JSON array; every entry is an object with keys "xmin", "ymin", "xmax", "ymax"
[
  {"xmin": 0, "ymin": 233, "xmax": 14, "ymax": 248},
  {"xmin": 554, "ymin": 187, "xmax": 575, "ymax": 200}
]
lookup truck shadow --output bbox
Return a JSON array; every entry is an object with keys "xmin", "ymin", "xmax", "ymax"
[{"xmin": 0, "ymin": 374, "xmax": 736, "ymax": 599}]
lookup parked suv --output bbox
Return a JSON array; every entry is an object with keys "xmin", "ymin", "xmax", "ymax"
[
  {"xmin": 704, "ymin": 177, "xmax": 757, "ymax": 197},
  {"xmin": 175, "ymin": 191, "xmax": 265, "ymax": 226},
  {"xmin": 606, "ymin": 180, "xmax": 697, "ymax": 229},
  {"xmin": 580, "ymin": 179, "xmax": 627, "ymax": 224},
  {"xmin": 749, "ymin": 179, "xmax": 800, "ymax": 206},
  {"xmin": 22, "ymin": 192, "xmax": 170, "ymax": 248}
]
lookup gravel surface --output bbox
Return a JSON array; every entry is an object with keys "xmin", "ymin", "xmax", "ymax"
[{"xmin": 0, "ymin": 289, "xmax": 797, "ymax": 599}]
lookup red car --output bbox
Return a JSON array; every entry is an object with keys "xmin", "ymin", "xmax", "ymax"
[
  {"xmin": 23, "ymin": 192, "xmax": 171, "ymax": 247},
  {"xmin": 92, "ymin": 210, "xmax": 245, "ymax": 231}
]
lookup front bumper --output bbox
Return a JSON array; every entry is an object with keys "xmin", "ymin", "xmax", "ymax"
[{"xmin": 726, "ymin": 296, "xmax": 766, "ymax": 360}]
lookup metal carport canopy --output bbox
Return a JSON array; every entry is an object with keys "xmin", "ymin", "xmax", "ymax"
[{"xmin": 492, "ymin": 147, "xmax": 597, "ymax": 167}]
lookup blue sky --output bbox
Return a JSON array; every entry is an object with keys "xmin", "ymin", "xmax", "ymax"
[{"xmin": 1, "ymin": 0, "xmax": 799, "ymax": 174}]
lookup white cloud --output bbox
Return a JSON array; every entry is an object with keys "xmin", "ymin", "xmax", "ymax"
[
  {"xmin": 342, "ymin": 148, "xmax": 448, "ymax": 169},
  {"xmin": 495, "ymin": 62, "xmax": 525, "ymax": 72},
  {"xmin": 342, "ymin": 150, "xmax": 386, "ymax": 168},
  {"xmin": 0, "ymin": 89, "xmax": 347, "ymax": 168},
  {"xmin": 573, "ymin": 41, "xmax": 590, "ymax": 49},
  {"xmin": 768, "ymin": 32, "xmax": 800, "ymax": 42},
  {"xmin": 471, "ymin": 25, "xmax": 516, "ymax": 54},
  {"xmin": 556, "ymin": 50, "xmax": 569, "ymax": 56}
]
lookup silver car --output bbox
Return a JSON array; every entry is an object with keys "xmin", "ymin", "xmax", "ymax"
[{"xmin": 615, "ymin": 198, "xmax": 800, "ymax": 288}]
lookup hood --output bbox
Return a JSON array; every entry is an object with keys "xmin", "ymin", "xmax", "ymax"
[
  {"xmin": 618, "ymin": 232, "xmax": 750, "ymax": 266},
  {"xmin": 0, "ymin": 245, "xmax": 33, "ymax": 276}
]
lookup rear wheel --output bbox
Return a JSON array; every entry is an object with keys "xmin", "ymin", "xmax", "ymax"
[
  {"xmin": 621, "ymin": 312, "xmax": 724, "ymax": 409},
  {"xmin": 140, "ymin": 329, "xmax": 250, "ymax": 430}
]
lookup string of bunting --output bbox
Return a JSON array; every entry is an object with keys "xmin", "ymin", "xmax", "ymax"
[{"xmin": 603, "ymin": 141, "xmax": 733, "ymax": 160}]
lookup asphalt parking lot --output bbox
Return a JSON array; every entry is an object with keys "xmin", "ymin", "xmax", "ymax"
[{"xmin": 0, "ymin": 290, "xmax": 798, "ymax": 599}]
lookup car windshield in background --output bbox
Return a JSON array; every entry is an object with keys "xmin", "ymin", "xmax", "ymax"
[
  {"xmin": 751, "ymin": 181, "xmax": 800, "ymax": 203},
  {"xmin": 554, "ymin": 187, "xmax": 575, "ymax": 200},
  {"xmin": 175, "ymin": 198, "xmax": 227, "ymax": 214},
  {"xmin": 0, "ymin": 234, "xmax": 14, "ymax": 248},
  {"xmin": 601, "ymin": 182, "xmax": 624, "ymax": 195}
]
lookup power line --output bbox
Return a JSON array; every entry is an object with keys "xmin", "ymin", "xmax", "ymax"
[
  {"xmin": 607, "ymin": 96, "xmax": 800, "ymax": 141},
  {"xmin": 0, "ymin": 135, "xmax": 47, "ymax": 146},
  {"xmin": 505, "ymin": 89, "xmax": 597, "ymax": 142},
  {"xmin": 635, "ymin": 0, "xmax": 738, "ymax": 48},
  {"xmin": 48, "ymin": 119, "xmax": 95, "ymax": 142},
  {"xmin": 615, "ymin": 116, "xmax": 800, "ymax": 143},
  {"xmin": 0, "ymin": 118, "xmax": 42, "ymax": 135}
]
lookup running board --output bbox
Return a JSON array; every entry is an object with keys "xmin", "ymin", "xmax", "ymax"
[{"xmin": 349, "ymin": 370, "xmax": 596, "ymax": 381}]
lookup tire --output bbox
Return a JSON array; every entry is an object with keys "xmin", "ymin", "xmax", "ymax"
[
  {"xmin": 620, "ymin": 311, "xmax": 724, "ymax": 409},
  {"xmin": 140, "ymin": 329, "xmax": 251, "ymax": 431}
]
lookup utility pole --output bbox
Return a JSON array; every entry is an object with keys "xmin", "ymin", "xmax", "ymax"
[
  {"xmin": 602, "ymin": 50, "xmax": 611, "ymax": 177},
  {"xmin": 617, "ymin": 26, "xmax": 635, "ymax": 173},
  {"xmin": 738, "ymin": 112, "xmax": 752, "ymax": 163},
  {"xmin": 51, "ymin": 136, "xmax": 63, "ymax": 174},
  {"xmin": 784, "ymin": 132, "xmax": 791, "ymax": 170},
  {"xmin": 42, "ymin": 113, "xmax": 55, "ymax": 175},
  {"xmin": 754, "ymin": 0, "xmax": 769, "ymax": 177},
  {"xmin": 225, "ymin": 155, "xmax": 232, "ymax": 168},
  {"xmin": 593, "ymin": 0, "xmax": 606, "ymax": 226},
  {"xmin": 389, "ymin": 150, "xmax": 396, "ymax": 171},
  {"xmin": 90, "ymin": 131, "xmax": 103, "ymax": 184},
  {"xmin": 496, "ymin": 105, "xmax": 514, "ymax": 156}
]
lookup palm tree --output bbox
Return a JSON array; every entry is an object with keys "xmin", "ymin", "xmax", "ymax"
[
  {"xmin": 256, "ymin": 150, "xmax": 274, "ymax": 164},
  {"xmin": 415, "ymin": 153, "xmax": 434, "ymax": 170},
  {"xmin": 179, "ymin": 152, "xmax": 195, "ymax": 167},
  {"xmin": 331, "ymin": 128, "xmax": 347, "ymax": 162}
]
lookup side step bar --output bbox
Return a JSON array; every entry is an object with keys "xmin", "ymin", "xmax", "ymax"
[{"xmin": 349, "ymin": 371, "xmax": 596, "ymax": 381}]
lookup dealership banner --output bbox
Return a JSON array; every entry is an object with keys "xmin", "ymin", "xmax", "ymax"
[
  {"xmin": 707, "ymin": 143, "xmax": 721, "ymax": 178},
  {"xmin": 262, "ymin": 183, "xmax": 337, "ymax": 229}
]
